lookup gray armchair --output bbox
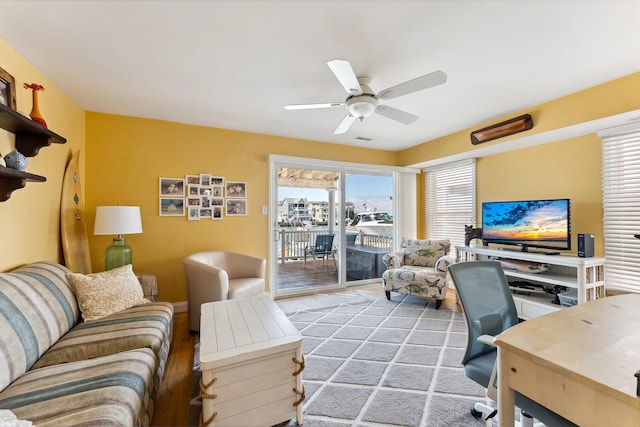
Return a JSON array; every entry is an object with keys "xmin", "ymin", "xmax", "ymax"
[{"xmin": 183, "ymin": 251, "xmax": 265, "ymax": 332}]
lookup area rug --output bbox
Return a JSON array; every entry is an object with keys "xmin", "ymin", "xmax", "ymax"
[{"xmin": 190, "ymin": 289, "xmax": 497, "ymax": 427}]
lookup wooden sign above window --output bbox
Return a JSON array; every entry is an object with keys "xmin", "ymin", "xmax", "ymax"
[{"xmin": 470, "ymin": 114, "xmax": 533, "ymax": 145}]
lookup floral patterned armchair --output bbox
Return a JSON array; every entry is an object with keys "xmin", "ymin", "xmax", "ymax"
[{"xmin": 382, "ymin": 239, "xmax": 454, "ymax": 309}]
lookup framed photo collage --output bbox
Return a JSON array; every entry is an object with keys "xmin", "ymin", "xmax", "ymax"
[{"xmin": 159, "ymin": 174, "xmax": 247, "ymax": 220}]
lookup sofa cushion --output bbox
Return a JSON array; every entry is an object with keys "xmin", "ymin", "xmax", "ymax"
[
  {"xmin": 0, "ymin": 348, "xmax": 156, "ymax": 427},
  {"xmin": 0, "ymin": 262, "xmax": 80, "ymax": 393},
  {"xmin": 402, "ymin": 239, "xmax": 450, "ymax": 267},
  {"xmin": 33, "ymin": 302, "xmax": 174, "ymax": 383},
  {"xmin": 68, "ymin": 264, "xmax": 150, "ymax": 322}
]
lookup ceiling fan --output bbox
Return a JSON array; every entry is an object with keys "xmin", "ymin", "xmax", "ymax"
[{"xmin": 284, "ymin": 59, "xmax": 447, "ymax": 134}]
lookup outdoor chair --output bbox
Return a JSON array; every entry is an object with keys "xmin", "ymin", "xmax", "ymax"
[
  {"xmin": 183, "ymin": 251, "xmax": 265, "ymax": 332},
  {"xmin": 304, "ymin": 234, "xmax": 337, "ymax": 273},
  {"xmin": 448, "ymin": 260, "xmax": 577, "ymax": 426},
  {"xmin": 382, "ymin": 239, "xmax": 453, "ymax": 308}
]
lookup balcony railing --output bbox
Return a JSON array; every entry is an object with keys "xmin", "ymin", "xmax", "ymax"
[{"xmin": 277, "ymin": 229, "xmax": 393, "ymax": 263}]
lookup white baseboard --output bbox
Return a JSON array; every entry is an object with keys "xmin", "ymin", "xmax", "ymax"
[{"xmin": 173, "ymin": 301, "xmax": 188, "ymax": 313}]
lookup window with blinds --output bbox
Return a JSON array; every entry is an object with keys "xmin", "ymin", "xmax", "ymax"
[
  {"xmin": 599, "ymin": 122, "xmax": 640, "ymax": 293},
  {"xmin": 425, "ymin": 159, "xmax": 476, "ymax": 252}
]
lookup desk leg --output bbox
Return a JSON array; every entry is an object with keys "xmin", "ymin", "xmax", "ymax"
[{"xmin": 498, "ymin": 348, "xmax": 515, "ymax": 426}]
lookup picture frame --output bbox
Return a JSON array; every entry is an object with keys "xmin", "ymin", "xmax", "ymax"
[
  {"xmin": 185, "ymin": 174, "xmax": 200, "ymax": 185},
  {"xmin": 199, "ymin": 186, "xmax": 213, "ymax": 196},
  {"xmin": 159, "ymin": 198, "xmax": 185, "ymax": 216},
  {"xmin": 0, "ymin": 66, "xmax": 16, "ymax": 110},
  {"xmin": 212, "ymin": 185, "xmax": 223, "ymax": 197},
  {"xmin": 188, "ymin": 207, "xmax": 200, "ymax": 220},
  {"xmin": 199, "ymin": 173, "xmax": 211, "ymax": 186},
  {"xmin": 159, "ymin": 177, "xmax": 185, "ymax": 196},
  {"xmin": 187, "ymin": 185, "xmax": 200, "ymax": 196},
  {"xmin": 225, "ymin": 181, "xmax": 246, "ymax": 198},
  {"xmin": 199, "ymin": 208, "xmax": 212, "ymax": 219},
  {"xmin": 226, "ymin": 198, "xmax": 247, "ymax": 216},
  {"xmin": 187, "ymin": 197, "xmax": 200, "ymax": 207},
  {"xmin": 211, "ymin": 197, "xmax": 223, "ymax": 206},
  {"xmin": 212, "ymin": 206, "xmax": 223, "ymax": 220},
  {"xmin": 211, "ymin": 176, "xmax": 224, "ymax": 186}
]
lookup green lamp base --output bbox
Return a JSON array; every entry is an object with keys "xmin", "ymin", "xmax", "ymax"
[{"xmin": 105, "ymin": 237, "xmax": 133, "ymax": 270}]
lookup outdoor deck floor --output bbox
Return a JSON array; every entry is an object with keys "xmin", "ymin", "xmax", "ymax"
[{"xmin": 277, "ymin": 258, "xmax": 368, "ymax": 291}]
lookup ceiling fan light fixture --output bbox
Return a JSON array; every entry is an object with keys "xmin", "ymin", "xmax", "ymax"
[
  {"xmin": 285, "ymin": 60, "xmax": 447, "ymax": 133},
  {"xmin": 346, "ymin": 94, "xmax": 378, "ymax": 119}
]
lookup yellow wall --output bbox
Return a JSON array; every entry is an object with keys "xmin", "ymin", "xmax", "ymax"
[
  {"xmin": 406, "ymin": 73, "xmax": 640, "ymax": 255},
  {"xmin": 476, "ymin": 135, "xmax": 603, "ymax": 252},
  {"xmin": 85, "ymin": 113, "xmax": 398, "ymax": 302},
  {"xmin": 0, "ymin": 39, "xmax": 85, "ymax": 271}
]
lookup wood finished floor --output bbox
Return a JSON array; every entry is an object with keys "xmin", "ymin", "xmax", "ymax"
[
  {"xmin": 150, "ymin": 285, "xmax": 461, "ymax": 426},
  {"xmin": 276, "ymin": 259, "xmax": 340, "ymax": 290},
  {"xmin": 151, "ymin": 311, "xmax": 195, "ymax": 427}
]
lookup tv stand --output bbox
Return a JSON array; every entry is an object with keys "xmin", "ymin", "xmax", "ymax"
[
  {"xmin": 456, "ymin": 246, "xmax": 605, "ymax": 320},
  {"xmin": 500, "ymin": 245, "xmax": 561, "ymax": 255}
]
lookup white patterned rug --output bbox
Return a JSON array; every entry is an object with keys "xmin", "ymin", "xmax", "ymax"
[{"xmin": 190, "ymin": 289, "xmax": 498, "ymax": 427}]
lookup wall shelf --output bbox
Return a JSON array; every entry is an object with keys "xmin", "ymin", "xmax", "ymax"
[
  {"xmin": 0, "ymin": 103, "xmax": 66, "ymax": 201},
  {"xmin": 0, "ymin": 166, "xmax": 46, "ymax": 201}
]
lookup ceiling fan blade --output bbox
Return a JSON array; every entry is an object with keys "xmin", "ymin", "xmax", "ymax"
[
  {"xmin": 284, "ymin": 102, "xmax": 343, "ymax": 110},
  {"xmin": 334, "ymin": 114, "xmax": 357, "ymax": 134},
  {"xmin": 375, "ymin": 105, "xmax": 418, "ymax": 125},
  {"xmin": 378, "ymin": 70, "xmax": 447, "ymax": 100},
  {"xmin": 327, "ymin": 59, "xmax": 363, "ymax": 96}
]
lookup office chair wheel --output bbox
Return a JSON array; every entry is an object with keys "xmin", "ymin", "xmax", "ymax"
[
  {"xmin": 471, "ymin": 403, "xmax": 498, "ymax": 420},
  {"xmin": 470, "ymin": 407, "xmax": 482, "ymax": 419}
]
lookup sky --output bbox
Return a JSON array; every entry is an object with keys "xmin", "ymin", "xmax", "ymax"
[
  {"xmin": 278, "ymin": 174, "xmax": 393, "ymax": 214},
  {"xmin": 483, "ymin": 200, "xmax": 569, "ymax": 239}
]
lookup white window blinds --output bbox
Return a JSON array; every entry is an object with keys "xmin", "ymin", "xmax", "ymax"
[
  {"xmin": 599, "ymin": 122, "xmax": 640, "ymax": 293},
  {"xmin": 425, "ymin": 159, "xmax": 476, "ymax": 250}
]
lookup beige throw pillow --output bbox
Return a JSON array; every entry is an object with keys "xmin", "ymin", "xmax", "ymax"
[{"xmin": 68, "ymin": 264, "xmax": 149, "ymax": 322}]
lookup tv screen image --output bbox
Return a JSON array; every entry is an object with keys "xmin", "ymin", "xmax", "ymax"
[{"xmin": 482, "ymin": 199, "xmax": 571, "ymax": 251}]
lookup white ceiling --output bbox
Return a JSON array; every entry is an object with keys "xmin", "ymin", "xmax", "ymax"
[{"xmin": 0, "ymin": 1, "xmax": 639, "ymax": 152}]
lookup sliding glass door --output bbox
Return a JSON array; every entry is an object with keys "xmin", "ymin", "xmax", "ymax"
[
  {"xmin": 345, "ymin": 173, "xmax": 393, "ymax": 283},
  {"xmin": 273, "ymin": 166, "xmax": 342, "ymax": 297},
  {"xmin": 269, "ymin": 155, "xmax": 418, "ymax": 298}
]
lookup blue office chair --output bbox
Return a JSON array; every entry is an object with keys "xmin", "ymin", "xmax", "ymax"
[
  {"xmin": 448, "ymin": 261, "xmax": 577, "ymax": 427},
  {"xmin": 304, "ymin": 234, "xmax": 336, "ymax": 273}
]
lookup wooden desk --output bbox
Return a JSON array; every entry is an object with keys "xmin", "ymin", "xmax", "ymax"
[{"xmin": 495, "ymin": 294, "xmax": 640, "ymax": 426}]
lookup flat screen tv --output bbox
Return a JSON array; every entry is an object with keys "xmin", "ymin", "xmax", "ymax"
[{"xmin": 482, "ymin": 198, "xmax": 571, "ymax": 252}]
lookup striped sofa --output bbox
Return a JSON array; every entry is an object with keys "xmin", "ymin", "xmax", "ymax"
[{"xmin": 0, "ymin": 262, "xmax": 174, "ymax": 426}]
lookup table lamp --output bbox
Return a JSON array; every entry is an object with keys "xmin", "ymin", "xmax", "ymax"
[{"xmin": 94, "ymin": 206, "xmax": 143, "ymax": 270}]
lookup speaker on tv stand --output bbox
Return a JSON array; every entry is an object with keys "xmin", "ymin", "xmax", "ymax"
[{"xmin": 578, "ymin": 233, "xmax": 594, "ymax": 258}]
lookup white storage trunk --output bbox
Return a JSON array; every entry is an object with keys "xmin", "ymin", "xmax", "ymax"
[{"xmin": 199, "ymin": 294, "xmax": 304, "ymax": 427}]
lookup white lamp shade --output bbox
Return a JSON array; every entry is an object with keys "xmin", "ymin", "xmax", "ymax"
[{"xmin": 94, "ymin": 206, "xmax": 143, "ymax": 235}]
